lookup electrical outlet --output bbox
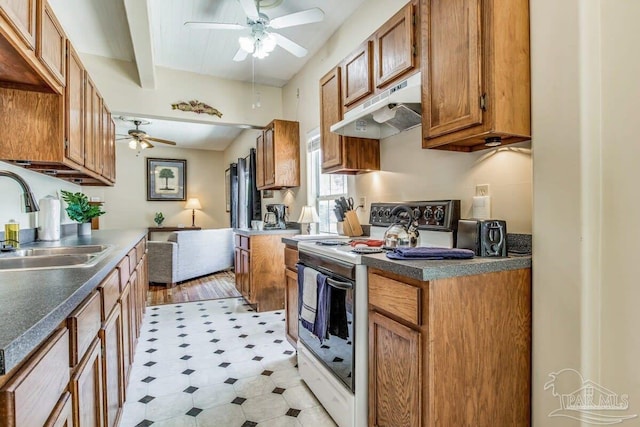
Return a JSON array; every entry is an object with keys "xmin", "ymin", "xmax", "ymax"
[
  {"xmin": 358, "ymin": 197, "xmax": 366, "ymax": 208},
  {"xmin": 476, "ymin": 184, "xmax": 490, "ymax": 196}
]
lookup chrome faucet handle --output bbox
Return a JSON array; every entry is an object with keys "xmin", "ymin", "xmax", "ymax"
[{"xmin": 0, "ymin": 240, "xmax": 18, "ymax": 252}]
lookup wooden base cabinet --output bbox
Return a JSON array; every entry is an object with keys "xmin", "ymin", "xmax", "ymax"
[
  {"xmin": 0, "ymin": 237, "xmax": 148, "ymax": 427},
  {"xmin": 0, "ymin": 328, "xmax": 70, "ymax": 427},
  {"xmin": 234, "ymin": 233, "xmax": 286, "ymax": 312},
  {"xmin": 45, "ymin": 392, "xmax": 73, "ymax": 427},
  {"xmin": 368, "ymin": 267, "xmax": 531, "ymax": 426},
  {"xmin": 99, "ymin": 305, "xmax": 124, "ymax": 427},
  {"xmin": 283, "ymin": 244, "xmax": 299, "ymax": 346},
  {"xmin": 71, "ymin": 337, "xmax": 104, "ymax": 427}
]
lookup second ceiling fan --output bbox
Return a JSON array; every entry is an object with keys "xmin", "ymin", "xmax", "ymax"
[
  {"xmin": 185, "ymin": 0, "xmax": 325, "ymax": 61},
  {"xmin": 116, "ymin": 117, "xmax": 177, "ymax": 151}
]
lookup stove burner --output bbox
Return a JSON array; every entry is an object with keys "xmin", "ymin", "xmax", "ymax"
[{"xmin": 315, "ymin": 240, "xmax": 349, "ymax": 246}]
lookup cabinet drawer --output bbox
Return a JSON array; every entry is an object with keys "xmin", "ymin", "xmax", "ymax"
[
  {"xmin": 0, "ymin": 328, "xmax": 70, "ymax": 427},
  {"xmin": 284, "ymin": 246, "xmax": 298, "ymax": 271},
  {"xmin": 117, "ymin": 255, "xmax": 130, "ymax": 292},
  {"xmin": 236, "ymin": 235, "xmax": 250, "ymax": 250},
  {"xmin": 135, "ymin": 239, "xmax": 146, "ymax": 263},
  {"xmin": 369, "ymin": 272, "xmax": 421, "ymax": 325},
  {"xmin": 99, "ymin": 269, "xmax": 120, "ymax": 320},
  {"xmin": 127, "ymin": 248, "xmax": 136, "ymax": 275},
  {"xmin": 67, "ymin": 291, "xmax": 101, "ymax": 367}
]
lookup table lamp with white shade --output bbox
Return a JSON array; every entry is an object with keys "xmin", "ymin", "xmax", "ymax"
[
  {"xmin": 184, "ymin": 198, "xmax": 202, "ymax": 227},
  {"xmin": 297, "ymin": 205, "xmax": 319, "ymax": 235}
]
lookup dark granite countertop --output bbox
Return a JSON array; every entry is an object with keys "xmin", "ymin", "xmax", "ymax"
[
  {"xmin": 234, "ymin": 228, "xmax": 299, "ymax": 237},
  {"xmin": 0, "ymin": 229, "xmax": 146, "ymax": 375},
  {"xmin": 362, "ymin": 252, "xmax": 531, "ymax": 281}
]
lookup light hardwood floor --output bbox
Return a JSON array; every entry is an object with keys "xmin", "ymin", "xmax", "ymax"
[{"xmin": 147, "ymin": 269, "xmax": 241, "ymax": 306}]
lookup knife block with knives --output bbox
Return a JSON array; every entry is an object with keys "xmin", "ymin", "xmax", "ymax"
[
  {"xmin": 334, "ymin": 197, "xmax": 363, "ymax": 237},
  {"xmin": 342, "ymin": 211, "xmax": 363, "ymax": 237}
]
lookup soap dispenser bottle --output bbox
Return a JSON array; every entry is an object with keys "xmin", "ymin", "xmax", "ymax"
[{"xmin": 4, "ymin": 219, "xmax": 19, "ymax": 248}]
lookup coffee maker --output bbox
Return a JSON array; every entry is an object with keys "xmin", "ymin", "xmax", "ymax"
[{"xmin": 264, "ymin": 204, "xmax": 287, "ymax": 230}]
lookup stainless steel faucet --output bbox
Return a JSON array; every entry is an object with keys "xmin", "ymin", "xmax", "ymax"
[{"xmin": 0, "ymin": 170, "xmax": 40, "ymax": 212}]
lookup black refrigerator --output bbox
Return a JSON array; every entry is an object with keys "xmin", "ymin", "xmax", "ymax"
[{"xmin": 230, "ymin": 148, "xmax": 261, "ymax": 229}]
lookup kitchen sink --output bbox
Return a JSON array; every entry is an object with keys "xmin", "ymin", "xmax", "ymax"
[
  {"xmin": 10, "ymin": 245, "xmax": 110, "ymax": 257},
  {"xmin": 0, "ymin": 245, "xmax": 112, "ymax": 271}
]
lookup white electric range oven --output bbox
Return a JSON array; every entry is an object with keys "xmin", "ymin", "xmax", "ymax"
[{"xmin": 296, "ymin": 200, "xmax": 460, "ymax": 427}]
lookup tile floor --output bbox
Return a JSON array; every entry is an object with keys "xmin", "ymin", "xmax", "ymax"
[{"xmin": 120, "ymin": 297, "xmax": 337, "ymax": 427}]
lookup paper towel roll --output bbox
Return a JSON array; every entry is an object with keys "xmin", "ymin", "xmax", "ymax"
[
  {"xmin": 38, "ymin": 196, "xmax": 61, "ymax": 241},
  {"xmin": 472, "ymin": 196, "xmax": 491, "ymax": 219}
]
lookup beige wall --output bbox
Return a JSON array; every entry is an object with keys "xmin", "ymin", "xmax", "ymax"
[
  {"xmin": 0, "ymin": 161, "xmax": 80, "ymax": 231},
  {"xmin": 81, "ymin": 54, "xmax": 283, "ymax": 128},
  {"xmin": 83, "ymin": 144, "xmax": 227, "ymax": 230},
  {"xmin": 600, "ymin": 0, "xmax": 640, "ymax": 416},
  {"xmin": 532, "ymin": 0, "xmax": 640, "ymax": 425}
]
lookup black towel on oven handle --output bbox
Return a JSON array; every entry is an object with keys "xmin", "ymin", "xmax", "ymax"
[{"xmin": 328, "ymin": 287, "xmax": 349, "ymax": 340}]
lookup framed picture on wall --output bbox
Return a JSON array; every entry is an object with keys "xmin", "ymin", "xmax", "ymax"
[
  {"xmin": 225, "ymin": 168, "xmax": 231, "ymax": 212},
  {"xmin": 147, "ymin": 158, "xmax": 187, "ymax": 201}
]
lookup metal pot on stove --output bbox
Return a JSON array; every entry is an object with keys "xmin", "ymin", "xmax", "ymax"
[{"xmin": 383, "ymin": 206, "xmax": 419, "ymax": 249}]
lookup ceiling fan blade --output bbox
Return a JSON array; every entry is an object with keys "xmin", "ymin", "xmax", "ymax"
[
  {"xmin": 238, "ymin": 0, "xmax": 259, "ymax": 21},
  {"xmin": 272, "ymin": 32, "xmax": 308, "ymax": 58},
  {"xmin": 116, "ymin": 137, "xmax": 132, "ymax": 141},
  {"xmin": 184, "ymin": 21, "xmax": 246, "ymax": 30},
  {"xmin": 269, "ymin": 8, "xmax": 324, "ymax": 29},
  {"xmin": 233, "ymin": 48, "xmax": 249, "ymax": 62},
  {"xmin": 143, "ymin": 136, "xmax": 177, "ymax": 146}
]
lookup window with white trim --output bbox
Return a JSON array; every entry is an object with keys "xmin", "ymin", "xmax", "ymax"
[{"xmin": 307, "ymin": 130, "xmax": 347, "ymax": 233}]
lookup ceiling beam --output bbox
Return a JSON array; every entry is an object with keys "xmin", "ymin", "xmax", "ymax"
[{"xmin": 123, "ymin": 0, "xmax": 156, "ymax": 89}]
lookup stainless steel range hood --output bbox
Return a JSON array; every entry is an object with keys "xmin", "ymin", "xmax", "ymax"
[{"xmin": 330, "ymin": 71, "xmax": 422, "ymax": 139}]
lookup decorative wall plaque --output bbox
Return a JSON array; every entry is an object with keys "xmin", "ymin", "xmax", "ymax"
[{"xmin": 171, "ymin": 100, "xmax": 223, "ymax": 118}]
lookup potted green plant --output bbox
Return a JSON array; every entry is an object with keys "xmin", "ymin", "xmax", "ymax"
[
  {"xmin": 60, "ymin": 190, "xmax": 105, "ymax": 236},
  {"xmin": 154, "ymin": 212, "xmax": 165, "ymax": 227}
]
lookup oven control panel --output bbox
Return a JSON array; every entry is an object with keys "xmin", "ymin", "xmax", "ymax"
[{"xmin": 369, "ymin": 200, "xmax": 461, "ymax": 231}]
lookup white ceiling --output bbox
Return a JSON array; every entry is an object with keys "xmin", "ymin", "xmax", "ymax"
[
  {"xmin": 113, "ymin": 115, "xmax": 253, "ymax": 151},
  {"xmin": 48, "ymin": 0, "xmax": 364, "ymax": 151}
]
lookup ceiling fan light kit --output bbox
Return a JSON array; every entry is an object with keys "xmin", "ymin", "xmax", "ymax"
[
  {"xmin": 116, "ymin": 117, "xmax": 178, "ymax": 152},
  {"xmin": 185, "ymin": 0, "xmax": 324, "ymax": 61}
]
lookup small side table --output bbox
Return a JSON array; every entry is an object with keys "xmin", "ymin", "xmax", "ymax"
[{"xmin": 148, "ymin": 226, "xmax": 201, "ymax": 240}]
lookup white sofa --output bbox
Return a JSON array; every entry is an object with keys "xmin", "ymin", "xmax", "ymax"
[{"xmin": 147, "ymin": 228, "xmax": 234, "ymax": 287}]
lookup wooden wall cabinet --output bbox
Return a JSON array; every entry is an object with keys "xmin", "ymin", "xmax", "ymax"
[
  {"xmin": 36, "ymin": 0, "xmax": 65, "ymax": 86},
  {"xmin": 65, "ymin": 40, "xmax": 84, "ymax": 166},
  {"xmin": 368, "ymin": 267, "xmax": 531, "ymax": 426},
  {"xmin": 283, "ymin": 244, "xmax": 299, "ymax": 346},
  {"xmin": 341, "ymin": 40, "xmax": 373, "ymax": 109},
  {"xmin": 373, "ymin": 1, "xmax": 417, "ymax": 90},
  {"xmin": 0, "ymin": 0, "xmax": 116, "ymax": 185},
  {"xmin": 234, "ymin": 233, "xmax": 286, "ymax": 312},
  {"xmin": 256, "ymin": 119, "xmax": 300, "ymax": 190},
  {"xmin": 0, "ymin": 0, "xmax": 37, "ymax": 51},
  {"xmin": 320, "ymin": 67, "xmax": 380, "ymax": 175},
  {"xmin": 421, "ymin": 0, "xmax": 531, "ymax": 151},
  {"xmin": 255, "ymin": 133, "xmax": 265, "ymax": 189}
]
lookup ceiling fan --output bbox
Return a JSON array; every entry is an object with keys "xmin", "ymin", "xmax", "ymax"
[
  {"xmin": 185, "ymin": 0, "xmax": 324, "ymax": 61},
  {"xmin": 116, "ymin": 117, "xmax": 177, "ymax": 151}
]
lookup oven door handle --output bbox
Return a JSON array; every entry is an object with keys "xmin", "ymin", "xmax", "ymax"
[{"xmin": 326, "ymin": 277, "xmax": 353, "ymax": 290}]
